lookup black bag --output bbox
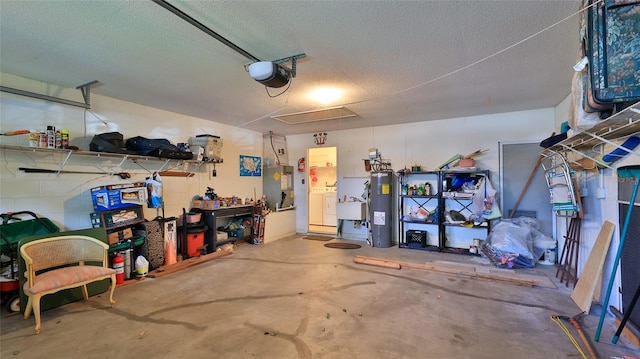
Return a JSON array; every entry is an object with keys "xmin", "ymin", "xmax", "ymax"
[
  {"xmin": 126, "ymin": 136, "xmax": 193, "ymax": 160},
  {"xmin": 90, "ymin": 132, "xmax": 135, "ymax": 154}
]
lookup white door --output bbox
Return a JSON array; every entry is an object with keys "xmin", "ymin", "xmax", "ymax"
[{"xmin": 323, "ymin": 193, "xmax": 337, "ymax": 226}]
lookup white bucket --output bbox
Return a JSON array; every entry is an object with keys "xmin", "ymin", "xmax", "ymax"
[{"xmin": 539, "ymin": 242, "xmax": 557, "ymax": 265}]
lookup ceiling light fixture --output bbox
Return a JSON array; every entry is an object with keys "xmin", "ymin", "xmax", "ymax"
[{"xmin": 308, "ymin": 87, "xmax": 343, "ymax": 105}]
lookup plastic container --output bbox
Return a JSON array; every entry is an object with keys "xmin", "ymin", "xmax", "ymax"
[
  {"xmin": 179, "ymin": 224, "xmax": 208, "ymax": 257},
  {"xmin": 46, "ymin": 126, "xmax": 56, "ymax": 149},
  {"xmin": 538, "ymin": 241, "xmax": 557, "ymax": 265},
  {"xmin": 188, "ymin": 135, "xmax": 222, "ymax": 161},
  {"xmin": 60, "ymin": 129, "xmax": 69, "ymax": 149},
  {"xmin": 28, "ymin": 130, "xmax": 38, "ymax": 147},
  {"xmin": 185, "ymin": 232, "xmax": 205, "ymax": 257},
  {"xmin": 135, "ymin": 255, "xmax": 149, "ymax": 276}
]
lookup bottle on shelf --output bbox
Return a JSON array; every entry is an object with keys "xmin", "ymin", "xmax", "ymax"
[
  {"xmin": 60, "ymin": 129, "xmax": 69, "ymax": 149},
  {"xmin": 38, "ymin": 130, "xmax": 47, "ymax": 148},
  {"xmin": 55, "ymin": 130, "xmax": 62, "ymax": 149},
  {"xmin": 28, "ymin": 130, "xmax": 38, "ymax": 148},
  {"xmin": 46, "ymin": 126, "xmax": 56, "ymax": 149}
]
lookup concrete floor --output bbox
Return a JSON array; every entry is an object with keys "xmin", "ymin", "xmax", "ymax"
[{"xmin": 2, "ymin": 235, "xmax": 640, "ymax": 359}]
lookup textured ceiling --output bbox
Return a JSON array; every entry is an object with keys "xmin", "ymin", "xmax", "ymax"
[{"xmin": 0, "ymin": 1, "xmax": 582, "ymax": 135}]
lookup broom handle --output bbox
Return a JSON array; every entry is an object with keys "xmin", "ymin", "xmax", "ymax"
[{"xmin": 509, "ymin": 154, "xmax": 543, "ymax": 218}]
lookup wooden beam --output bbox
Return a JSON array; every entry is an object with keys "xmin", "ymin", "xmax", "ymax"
[
  {"xmin": 159, "ymin": 170, "xmax": 195, "ymax": 177},
  {"xmin": 147, "ymin": 250, "xmax": 231, "ymax": 278},
  {"xmin": 353, "ymin": 255, "xmax": 401, "ymax": 269},
  {"xmin": 353, "ymin": 255, "xmax": 555, "ymax": 288}
]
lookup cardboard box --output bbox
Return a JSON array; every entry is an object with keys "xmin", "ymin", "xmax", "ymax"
[
  {"xmin": 189, "ymin": 135, "xmax": 222, "ymax": 161},
  {"xmin": 91, "ymin": 205, "xmax": 145, "ymax": 231},
  {"xmin": 91, "ymin": 182, "xmax": 147, "ymax": 212},
  {"xmin": 107, "ymin": 227, "xmax": 134, "ymax": 245},
  {"xmin": 192, "ymin": 199, "xmax": 220, "ymax": 210}
]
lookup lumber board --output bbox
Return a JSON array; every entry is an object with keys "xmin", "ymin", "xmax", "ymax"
[
  {"xmin": 615, "ymin": 318, "xmax": 640, "ymax": 349},
  {"xmin": 147, "ymin": 250, "xmax": 231, "ymax": 278},
  {"xmin": 353, "ymin": 255, "xmax": 555, "ymax": 288},
  {"xmin": 353, "ymin": 255, "xmax": 401, "ymax": 269},
  {"xmin": 571, "ymin": 221, "xmax": 615, "ymax": 314}
]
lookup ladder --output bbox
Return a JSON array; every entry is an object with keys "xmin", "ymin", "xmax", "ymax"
[{"xmin": 541, "ymin": 152, "xmax": 580, "ymax": 217}]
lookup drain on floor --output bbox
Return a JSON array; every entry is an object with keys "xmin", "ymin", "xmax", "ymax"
[{"xmin": 324, "ymin": 243, "xmax": 361, "ymax": 249}]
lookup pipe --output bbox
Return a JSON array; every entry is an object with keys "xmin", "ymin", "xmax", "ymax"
[{"xmin": 0, "ymin": 86, "xmax": 90, "ymax": 109}]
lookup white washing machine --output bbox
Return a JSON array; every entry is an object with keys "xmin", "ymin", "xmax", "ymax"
[{"xmin": 309, "ymin": 192, "xmax": 324, "ymax": 225}]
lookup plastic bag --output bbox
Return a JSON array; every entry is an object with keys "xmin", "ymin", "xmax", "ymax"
[
  {"xmin": 145, "ymin": 173, "xmax": 163, "ymax": 208},
  {"xmin": 481, "ymin": 217, "xmax": 552, "ymax": 268},
  {"xmin": 472, "ymin": 177, "xmax": 501, "ymax": 220}
]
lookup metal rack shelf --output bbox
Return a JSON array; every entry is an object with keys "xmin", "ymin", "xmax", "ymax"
[
  {"xmin": 0, "ymin": 144, "xmax": 217, "ymax": 174},
  {"xmin": 397, "ymin": 169, "xmax": 491, "ymax": 254},
  {"xmin": 541, "ymin": 101, "xmax": 640, "ymax": 169}
]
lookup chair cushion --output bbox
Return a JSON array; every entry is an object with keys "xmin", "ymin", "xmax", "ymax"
[{"xmin": 24, "ymin": 266, "xmax": 115, "ymax": 295}]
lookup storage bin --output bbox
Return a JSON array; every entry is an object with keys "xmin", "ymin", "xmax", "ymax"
[
  {"xmin": 406, "ymin": 230, "xmax": 427, "ymax": 247},
  {"xmin": 189, "ymin": 135, "xmax": 222, "ymax": 161},
  {"xmin": 227, "ymin": 227, "xmax": 250, "ymax": 238}
]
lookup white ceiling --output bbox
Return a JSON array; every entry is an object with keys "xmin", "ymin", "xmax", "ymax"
[{"xmin": 0, "ymin": 1, "xmax": 582, "ymax": 136}]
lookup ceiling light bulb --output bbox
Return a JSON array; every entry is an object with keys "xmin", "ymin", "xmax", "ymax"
[{"xmin": 308, "ymin": 88, "xmax": 343, "ymax": 105}]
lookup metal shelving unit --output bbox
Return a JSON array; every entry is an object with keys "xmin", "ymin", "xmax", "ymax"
[
  {"xmin": 440, "ymin": 170, "xmax": 491, "ymax": 254},
  {"xmin": 398, "ymin": 170, "xmax": 440, "ymax": 251},
  {"xmin": 398, "ymin": 169, "xmax": 491, "ymax": 254}
]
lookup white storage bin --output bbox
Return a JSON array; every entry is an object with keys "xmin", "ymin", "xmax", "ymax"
[{"xmin": 189, "ymin": 135, "xmax": 222, "ymax": 161}]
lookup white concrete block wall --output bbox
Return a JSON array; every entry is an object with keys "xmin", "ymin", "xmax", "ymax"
[
  {"xmin": 1, "ymin": 73, "xmax": 263, "ymax": 231},
  {"xmin": 287, "ymin": 108, "xmax": 558, "ymax": 236},
  {"xmin": 4, "ymin": 72, "xmax": 632, "ymax": 314}
]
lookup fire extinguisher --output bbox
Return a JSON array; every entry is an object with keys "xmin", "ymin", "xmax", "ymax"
[
  {"xmin": 113, "ymin": 253, "xmax": 124, "ymax": 285},
  {"xmin": 298, "ymin": 157, "xmax": 305, "ymax": 172}
]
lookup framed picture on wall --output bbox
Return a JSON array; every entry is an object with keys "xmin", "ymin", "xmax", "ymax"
[{"xmin": 240, "ymin": 155, "xmax": 262, "ymax": 176}]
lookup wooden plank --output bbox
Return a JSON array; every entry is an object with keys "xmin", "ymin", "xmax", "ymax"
[
  {"xmin": 353, "ymin": 255, "xmax": 554, "ymax": 288},
  {"xmin": 571, "ymin": 221, "xmax": 615, "ymax": 314},
  {"xmin": 353, "ymin": 255, "xmax": 401, "ymax": 269},
  {"xmin": 615, "ymin": 318, "xmax": 640, "ymax": 349},
  {"xmin": 159, "ymin": 170, "xmax": 195, "ymax": 177},
  {"xmin": 147, "ymin": 250, "xmax": 231, "ymax": 278}
]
